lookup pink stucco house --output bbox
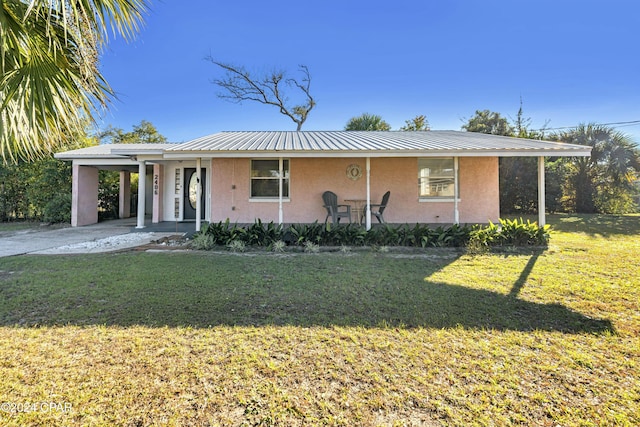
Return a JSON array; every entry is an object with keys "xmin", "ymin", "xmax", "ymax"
[{"xmin": 56, "ymin": 131, "xmax": 591, "ymax": 230}]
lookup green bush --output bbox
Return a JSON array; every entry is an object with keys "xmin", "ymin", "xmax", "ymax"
[
  {"xmin": 98, "ymin": 171, "xmax": 120, "ymax": 221},
  {"xmin": 191, "ymin": 233, "xmax": 216, "ymax": 250},
  {"xmin": 469, "ymin": 218, "xmax": 550, "ymax": 248},
  {"xmin": 43, "ymin": 193, "xmax": 72, "ymax": 223},
  {"xmin": 191, "ymin": 219, "xmax": 549, "ymax": 251}
]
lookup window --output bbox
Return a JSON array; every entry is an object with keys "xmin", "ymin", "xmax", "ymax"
[
  {"xmin": 251, "ymin": 159, "xmax": 289, "ymax": 198},
  {"xmin": 418, "ymin": 158, "xmax": 456, "ymax": 198}
]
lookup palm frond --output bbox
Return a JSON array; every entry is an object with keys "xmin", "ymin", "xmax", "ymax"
[{"xmin": 1, "ymin": 0, "xmax": 149, "ymax": 162}]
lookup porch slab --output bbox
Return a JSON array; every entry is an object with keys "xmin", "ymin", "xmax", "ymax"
[{"xmin": 0, "ymin": 218, "xmax": 184, "ymax": 257}]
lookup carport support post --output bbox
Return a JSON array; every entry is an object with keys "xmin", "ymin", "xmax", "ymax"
[
  {"xmin": 71, "ymin": 164, "xmax": 98, "ymax": 227},
  {"xmin": 196, "ymin": 158, "xmax": 202, "ymax": 232},
  {"xmin": 136, "ymin": 160, "xmax": 146, "ymax": 229},
  {"xmin": 119, "ymin": 171, "xmax": 131, "ymax": 219},
  {"xmin": 538, "ymin": 156, "xmax": 546, "ymax": 227}
]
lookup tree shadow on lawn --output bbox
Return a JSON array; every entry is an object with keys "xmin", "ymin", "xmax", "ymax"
[
  {"xmin": 0, "ymin": 256, "xmax": 615, "ymax": 335},
  {"xmin": 158, "ymin": 280, "xmax": 614, "ymax": 334},
  {"xmin": 547, "ymin": 213, "xmax": 640, "ymax": 237}
]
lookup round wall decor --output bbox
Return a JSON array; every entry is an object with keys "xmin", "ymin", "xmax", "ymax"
[{"xmin": 346, "ymin": 164, "xmax": 362, "ymax": 180}]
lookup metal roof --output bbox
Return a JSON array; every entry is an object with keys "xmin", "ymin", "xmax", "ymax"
[
  {"xmin": 164, "ymin": 131, "xmax": 591, "ymax": 158},
  {"xmin": 55, "ymin": 132, "xmax": 592, "ymax": 160}
]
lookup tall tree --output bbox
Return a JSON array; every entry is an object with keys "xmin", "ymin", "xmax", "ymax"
[
  {"xmin": 462, "ymin": 108, "xmax": 541, "ymax": 214},
  {"xmin": 0, "ymin": 127, "xmax": 96, "ymax": 222},
  {"xmin": 208, "ymin": 60, "xmax": 315, "ymax": 131},
  {"xmin": 344, "ymin": 113, "xmax": 391, "ymax": 131},
  {"xmin": 0, "ymin": 0, "xmax": 148, "ymax": 163},
  {"xmin": 99, "ymin": 120, "xmax": 167, "ymax": 144},
  {"xmin": 462, "ymin": 110, "xmax": 514, "ymax": 136},
  {"xmin": 552, "ymin": 123, "xmax": 640, "ymax": 213},
  {"xmin": 400, "ymin": 115, "xmax": 430, "ymax": 131}
]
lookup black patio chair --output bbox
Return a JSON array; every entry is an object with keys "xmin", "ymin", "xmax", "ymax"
[
  {"xmin": 322, "ymin": 191, "xmax": 352, "ymax": 225},
  {"xmin": 368, "ymin": 191, "xmax": 390, "ymax": 224}
]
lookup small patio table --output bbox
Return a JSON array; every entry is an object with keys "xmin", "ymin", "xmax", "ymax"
[{"xmin": 344, "ymin": 199, "xmax": 367, "ymax": 225}]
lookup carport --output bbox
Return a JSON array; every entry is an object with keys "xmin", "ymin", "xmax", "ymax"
[{"xmin": 55, "ymin": 144, "xmax": 173, "ymax": 227}]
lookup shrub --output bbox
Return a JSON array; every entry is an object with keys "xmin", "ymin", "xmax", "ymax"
[
  {"xmin": 303, "ymin": 241, "xmax": 320, "ymax": 253},
  {"xmin": 469, "ymin": 218, "xmax": 550, "ymax": 248},
  {"xmin": 193, "ymin": 219, "xmax": 549, "ymax": 250},
  {"xmin": 227, "ymin": 240, "xmax": 246, "ymax": 252},
  {"xmin": 191, "ymin": 233, "xmax": 216, "ymax": 250},
  {"xmin": 98, "ymin": 171, "xmax": 120, "ymax": 221},
  {"xmin": 288, "ymin": 222, "xmax": 325, "ymax": 245},
  {"xmin": 270, "ymin": 240, "xmax": 286, "ymax": 253},
  {"xmin": 43, "ymin": 193, "xmax": 72, "ymax": 223}
]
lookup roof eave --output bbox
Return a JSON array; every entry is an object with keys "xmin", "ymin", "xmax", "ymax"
[
  {"xmin": 111, "ymin": 149, "xmax": 166, "ymax": 156},
  {"xmin": 54, "ymin": 153, "xmax": 130, "ymax": 161},
  {"xmin": 162, "ymin": 148, "xmax": 592, "ymax": 159}
]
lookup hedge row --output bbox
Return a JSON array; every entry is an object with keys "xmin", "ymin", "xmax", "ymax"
[{"xmin": 191, "ymin": 218, "xmax": 550, "ymax": 250}]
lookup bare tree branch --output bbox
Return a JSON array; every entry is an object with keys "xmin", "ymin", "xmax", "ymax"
[{"xmin": 207, "ymin": 58, "xmax": 315, "ymax": 131}]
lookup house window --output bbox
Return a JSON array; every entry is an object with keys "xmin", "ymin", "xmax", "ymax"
[
  {"xmin": 418, "ymin": 158, "xmax": 456, "ymax": 198},
  {"xmin": 251, "ymin": 159, "xmax": 289, "ymax": 198}
]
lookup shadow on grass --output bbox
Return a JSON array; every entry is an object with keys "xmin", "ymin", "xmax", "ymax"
[
  {"xmin": 508, "ymin": 249, "xmax": 543, "ymax": 298},
  {"xmin": 0, "ymin": 252, "xmax": 615, "ymax": 334},
  {"xmin": 547, "ymin": 213, "xmax": 640, "ymax": 237}
]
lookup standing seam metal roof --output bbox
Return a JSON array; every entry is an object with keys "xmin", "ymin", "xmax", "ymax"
[
  {"xmin": 165, "ymin": 131, "xmax": 591, "ymax": 154},
  {"xmin": 54, "ymin": 131, "xmax": 592, "ymax": 160}
]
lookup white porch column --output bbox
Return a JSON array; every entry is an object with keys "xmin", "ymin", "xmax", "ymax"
[
  {"xmin": 136, "ymin": 160, "xmax": 146, "ymax": 229},
  {"xmin": 365, "ymin": 157, "xmax": 372, "ymax": 230},
  {"xmin": 196, "ymin": 158, "xmax": 202, "ymax": 232},
  {"xmin": 453, "ymin": 157, "xmax": 460, "ymax": 224},
  {"xmin": 538, "ymin": 156, "xmax": 546, "ymax": 227},
  {"xmin": 278, "ymin": 157, "xmax": 284, "ymax": 225}
]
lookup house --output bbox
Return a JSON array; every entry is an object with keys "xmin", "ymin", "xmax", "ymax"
[{"xmin": 55, "ymin": 131, "xmax": 592, "ymax": 230}]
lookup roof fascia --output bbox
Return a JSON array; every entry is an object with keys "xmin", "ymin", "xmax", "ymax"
[
  {"xmin": 111, "ymin": 149, "xmax": 166, "ymax": 156},
  {"xmin": 162, "ymin": 148, "xmax": 591, "ymax": 159},
  {"xmin": 69, "ymin": 158, "xmax": 139, "ymax": 167},
  {"xmin": 54, "ymin": 153, "xmax": 128, "ymax": 161}
]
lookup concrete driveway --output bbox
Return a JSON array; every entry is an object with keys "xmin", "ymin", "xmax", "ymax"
[{"xmin": 0, "ymin": 219, "xmax": 184, "ymax": 257}]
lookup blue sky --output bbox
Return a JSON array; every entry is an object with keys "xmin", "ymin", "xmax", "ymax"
[{"xmin": 98, "ymin": 0, "xmax": 640, "ymax": 143}]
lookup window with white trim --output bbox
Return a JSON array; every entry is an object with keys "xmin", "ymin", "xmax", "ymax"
[
  {"xmin": 418, "ymin": 158, "xmax": 456, "ymax": 198},
  {"xmin": 250, "ymin": 159, "xmax": 289, "ymax": 198}
]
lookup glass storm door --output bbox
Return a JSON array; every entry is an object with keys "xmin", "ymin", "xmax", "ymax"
[{"xmin": 183, "ymin": 168, "xmax": 206, "ymax": 220}]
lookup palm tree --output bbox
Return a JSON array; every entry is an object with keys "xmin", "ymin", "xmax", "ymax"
[
  {"xmin": 1, "ymin": 0, "xmax": 148, "ymax": 162},
  {"xmin": 553, "ymin": 123, "xmax": 640, "ymax": 213},
  {"xmin": 344, "ymin": 113, "xmax": 391, "ymax": 131}
]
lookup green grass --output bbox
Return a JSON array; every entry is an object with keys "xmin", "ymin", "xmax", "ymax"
[
  {"xmin": 0, "ymin": 214, "xmax": 638, "ymax": 426},
  {"xmin": 0, "ymin": 221, "xmax": 41, "ymax": 234}
]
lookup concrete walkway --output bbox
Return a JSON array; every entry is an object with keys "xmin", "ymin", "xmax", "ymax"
[{"xmin": 0, "ymin": 218, "xmax": 188, "ymax": 257}]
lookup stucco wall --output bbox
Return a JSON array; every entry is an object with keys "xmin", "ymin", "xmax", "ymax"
[
  {"xmin": 71, "ymin": 165, "xmax": 99, "ymax": 227},
  {"xmin": 207, "ymin": 157, "xmax": 499, "ymax": 224},
  {"xmin": 458, "ymin": 157, "xmax": 500, "ymax": 223}
]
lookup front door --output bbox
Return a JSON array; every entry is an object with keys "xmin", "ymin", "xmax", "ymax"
[{"xmin": 183, "ymin": 168, "xmax": 206, "ymax": 220}]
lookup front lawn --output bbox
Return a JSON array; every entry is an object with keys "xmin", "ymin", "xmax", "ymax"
[{"xmin": 0, "ymin": 214, "xmax": 638, "ymax": 426}]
